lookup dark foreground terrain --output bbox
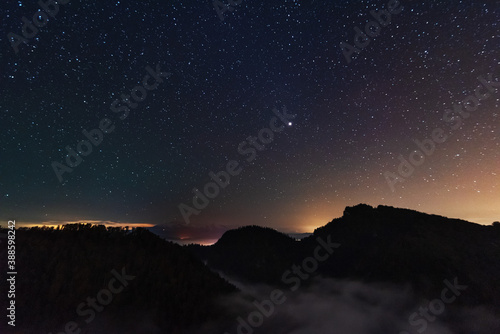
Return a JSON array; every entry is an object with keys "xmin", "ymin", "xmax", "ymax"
[{"xmin": 2, "ymin": 204, "xmax": 500, "ymax": 333}]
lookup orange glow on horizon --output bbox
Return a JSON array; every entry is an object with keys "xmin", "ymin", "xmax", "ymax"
[{"xmin": 17, "ymin": 220, "xmax": 155, "ymax": 229}]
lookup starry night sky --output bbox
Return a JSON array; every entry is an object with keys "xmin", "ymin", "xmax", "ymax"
[{"xmin": 0, "ymin": 0, "xmax": 499, "ymax": 234}]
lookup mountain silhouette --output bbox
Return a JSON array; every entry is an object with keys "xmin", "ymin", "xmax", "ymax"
[
  {"xmin": 0, "ymin": 224, "xmax": 236, "ymax": 334},
  {"xmin": 191, "ymin": 204, "xmax": 500, "ymax": 309},
  {"xmin": 2, "ymin": 204, "xmax": 499, "ymax": 333},
  {"xmin": 190, "ymin": 226, "xmax": 301, "ymax": 284}
]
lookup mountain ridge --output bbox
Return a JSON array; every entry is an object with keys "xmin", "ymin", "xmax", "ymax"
[{"xmin": 190, "ymin": 203, "xmax": 500, "ymax": 310}]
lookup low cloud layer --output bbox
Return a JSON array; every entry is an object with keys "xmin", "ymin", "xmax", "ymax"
[
  {"xmin": 48, "ymin": 275, "xmax": 500, "ymax": 334},
  {"xmin": 217, "ymin": 276, "xmax": 500, "ymax": 334}
]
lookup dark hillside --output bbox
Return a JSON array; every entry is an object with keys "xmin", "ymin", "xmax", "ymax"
[{"xmin": 0, "ymin": 224, "xmax": 236, "ymax": 334}]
